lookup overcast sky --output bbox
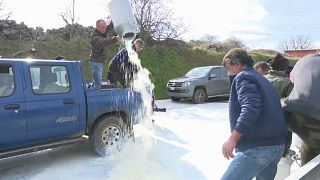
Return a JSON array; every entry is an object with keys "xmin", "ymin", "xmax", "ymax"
[{"xmin": 4, "ymin": 0, "xmax": 320, "ymax": 50}]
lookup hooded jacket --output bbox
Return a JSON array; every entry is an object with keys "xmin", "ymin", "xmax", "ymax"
[
  {"xmin": 89, "ymin": 30, "xmax": 117, "ymax": 63},
  {"xmin": 283, "ymin": 54, "xmax": 320, "ymax": 120}
]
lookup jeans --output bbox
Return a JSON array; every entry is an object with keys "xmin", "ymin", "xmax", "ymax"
[
  {"xmin": 221, "ymin": 144, "xmax": 285, "ymax": 180},
  {"xmin": 89, "ymin": 61, "xmax": 104, "ymax": 89}
]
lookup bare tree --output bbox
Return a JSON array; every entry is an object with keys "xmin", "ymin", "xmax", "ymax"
[
  {"xmin": 0, "ymin": 0, "xmax": 12, "ymax": 20},
  {"xmin": 130, "ymin": 0, "xmax": 188, "ymax": 43},
  {"xmin": 200, "ymin": 34, "xmax": 217, "ymax": 44},
  {"xmin": 12, "ymin": 29, "xmax": 46, "ymax": 58},
  {"xmin": 280, "ymin": 35, "xmax": 314, "ymax": 50},
  {"xmin": 59, "ymin": 0, "xmax": 77, "ymax": 25}
]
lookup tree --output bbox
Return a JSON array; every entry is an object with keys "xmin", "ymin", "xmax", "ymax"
[
  {"xmin": 280, "ymin": 35, "xmax": 314, "ymax": 50},
  {"xmin": 222, "ymin": 37, "xmax": 246, "ymax": 51},
  {"xmin": 59, "ymin": 0, "xmax": 77, "ymax": 25},
  {"xmin": 200, "ymin": 34, "xmax": 217, "ymax": 44},
  {"xmin": 12, "ymin": 28, "xmax": 46, "ymax": 58},
  {"xmin": 0, "ymin": 0, "xmax": 12, "ymax": 20},
  {"xmin": 130, "ymin": 0, "xmax": 188, "ymax": 44}
]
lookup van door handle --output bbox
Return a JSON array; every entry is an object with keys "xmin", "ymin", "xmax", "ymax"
[
  {"xmin": 4, "ymin": 104, "xmax": 20, "ymax": 110},
  {"xmin": 63, "ymin": 99, "xmax": 75, "ymax": 104}
]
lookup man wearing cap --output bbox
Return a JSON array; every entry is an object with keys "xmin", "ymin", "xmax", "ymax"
[
  {"xmin": 107, "ymin": 38, "xmax": 144, "ymax": 87},
  {"xmin": 221, "ymin": 48, "xmax": 287, "ymax": 180},
  {"xmin": 89, "ymin": 19, "xmax": 121, "ymax": 89},
  {"xmin": 265, "ymin": 53, "xmax": 293, "ymax": 98}
]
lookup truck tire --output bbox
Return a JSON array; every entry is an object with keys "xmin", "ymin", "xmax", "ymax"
[
  {"xmin": 171, "ymin": 97, "xmax": 181, "ymax": 102},
  {"xmin": 89, "ymin": 115, "xmax": 123, "ymax": 157},
  {"xmin": 192, "ymin": 88, "xmax": 207, "ymax": 104}
]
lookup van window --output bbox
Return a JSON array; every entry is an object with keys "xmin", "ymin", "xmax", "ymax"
[
  {"xmin": 30, "ymin": 65, "xmax": 70, "ymax": 94},
  {"xmin": 0, "ymin": 64, "xmax": 15, "ymax": 97}
]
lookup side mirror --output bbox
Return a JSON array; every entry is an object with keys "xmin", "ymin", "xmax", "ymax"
[{"xmin": 209, "ymin": 74, "xmax": 217, "ymax": 79}]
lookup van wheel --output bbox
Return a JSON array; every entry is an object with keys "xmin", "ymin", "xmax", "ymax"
[
  {"xmin": 192, "ymin": 88, "xmax": 207, "ymax": 104},
  {"xmin": 171, "ymin": 97, "xmax": 181, "ymax": 102},
  {"xmin": 89, "ymin": 115, "xmax": 123, "ymax": 157}
]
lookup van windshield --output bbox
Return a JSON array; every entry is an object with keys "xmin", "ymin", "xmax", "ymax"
[{"xmin": 185, "ymin": 67, "xmax": 211, "ymax": 78}]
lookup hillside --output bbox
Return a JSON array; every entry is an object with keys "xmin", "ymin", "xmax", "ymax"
[{"xmin": 0, "ymin": 38, "xmax": 296, "ymax": 99}]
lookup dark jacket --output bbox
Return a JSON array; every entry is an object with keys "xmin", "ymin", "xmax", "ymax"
[
  {"xmin": 230, "ymin": 68, "xmax": 287, "ymax": 151},
  {"xmin": 89, "ymin": 30, "xmax": 117, "ymax": 63},
  {"xmin": 264, "ymin": 70, "xmax": 293, "ymax": 98},
  {"xmin": 283, "ymin": 54, "xmax": 320, "ymax": 120}
]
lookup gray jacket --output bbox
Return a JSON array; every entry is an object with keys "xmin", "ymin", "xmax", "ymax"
[
  {"xmin": 283, "ymin": 54, "xmax": 320, "ymax": 120},
  {"xmin": 89, "ymin": 30, "xmax": 117, "ymax": 63}
]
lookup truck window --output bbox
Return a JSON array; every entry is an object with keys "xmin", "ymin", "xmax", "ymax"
[
  {"xmin": 0, "ymin": 64, "xmax": 15, "ymax": 97},
  {"xmin": 30, "ymin": 65, "xmax": 70, "ymax": 94},
  {"xmin": 221, "ymin": 68, "xmax": 228, "ymax": 77},
  {"xmin": 210, "ymin": 68, "xmax": 221, "ymax": 78}
]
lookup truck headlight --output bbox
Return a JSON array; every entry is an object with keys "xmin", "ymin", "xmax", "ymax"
[{"xmin": 182, "ymin": 82, "xmax": 191, "ymax": 87}]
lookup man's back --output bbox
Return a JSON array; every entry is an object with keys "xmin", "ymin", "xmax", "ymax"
[
  {"xmin": 264, "ymin": 70, "xmax": 293, "ymax": 98},
  {"xmin": 230, "ymin": 68, "xmax": 287, "ymax": 151},
  {"xmin": 283, "ymin": 54, "xmax": 320, "ymax": 120}
]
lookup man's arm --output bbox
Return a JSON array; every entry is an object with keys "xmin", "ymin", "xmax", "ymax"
[
  {"xmin": 234, "ymin": 78, "xmax": 263, "ymax": 135},
  {"xmin": 222, "ymin": 78, "xmax": 263, "ymax": 159}
]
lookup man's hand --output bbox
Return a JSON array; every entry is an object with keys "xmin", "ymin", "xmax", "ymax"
[
  {"xmin": 222, "ymin": 139, "xmax": 237, "ymax": 160},
  {"xmin": 222, "ymin": 130, "xmax": 242, "ymax": 160},
  {"xmin": 115, "ymin": 36, "xmax": 122, "ymax": 42}
]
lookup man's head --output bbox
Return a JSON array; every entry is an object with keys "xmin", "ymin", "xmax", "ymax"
[
  {"xmin": 96, "ymin": 19, "xmax": 107, "ymax": 34},
  {"xmin": 133, "ymin": 38, "xmax": 144, "ymax": 53},
  {"xmin": 222, "ymin": 48, "xmax": 254, "ymax": 76},
  {"xmin": 269, "ymin": 53, "xmax": 289, "ymax": 72},
  {"xmin": 254, "ymin": 61, "xmax": 270, "ymax": 75}
]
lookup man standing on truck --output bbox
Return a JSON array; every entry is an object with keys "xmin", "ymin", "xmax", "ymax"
[
  {"xmin": 221, "ymin": 48, "xmax": 287, "ymax": 180},
  {"xmin": 107, "ymin": 38, "xmax": 144, "ymax": 87},
  {"xmin": 89, "ymin": 19, "xmax": 121, "ymax": 89}
]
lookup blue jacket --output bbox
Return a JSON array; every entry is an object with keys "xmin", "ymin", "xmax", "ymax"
[
  {"xmin": 229, "ymin": 68, "xmax": 287, "ymax": 151},
  {"xmin": 110, "ymin": 48, "xmax": 129, "ymax": 68}
]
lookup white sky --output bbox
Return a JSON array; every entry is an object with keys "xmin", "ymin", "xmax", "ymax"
[{"xmin": 4, "ymin": 0, "xmax": 320, "ymax": 50}]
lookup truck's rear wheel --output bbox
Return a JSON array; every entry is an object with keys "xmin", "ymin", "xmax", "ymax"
[
  {"xmin": 89, "ymin": 115, "xmax": 123, "ymax": 157},
  {"xmin": 171, "ymin": 97, "xmax": 181, "ymax": 102}
]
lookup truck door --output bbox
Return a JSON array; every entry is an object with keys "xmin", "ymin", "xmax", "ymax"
[
  {"xmin": 23, "ymin": 63, "xmax": 80, "ymax": 143},
  {"xmin": 206, "ymin": 67, "xmax": 224, "ymax": 96},
  {"xmin": 221, "ymin": 68, "xmax": 230, "ymax": 94},
  {"xmin": 0, "ymin": 62, "xmax": 27, "ymax": 149}
]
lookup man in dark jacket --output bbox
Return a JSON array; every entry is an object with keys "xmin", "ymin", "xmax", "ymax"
[
  {"xmin": 89, "ymin": 19, "xmax": 121, "ymax": 88},
  {"xmin": 221, "ymin": 48, "xmax": 287, "ymax": 180},
  {"xmin": 283, "ymin": 54, "xmax": 320, "ymax": 164},
  {"xmin": 107, "ymin": 38, "xmax": 144, "ymax": 87}
]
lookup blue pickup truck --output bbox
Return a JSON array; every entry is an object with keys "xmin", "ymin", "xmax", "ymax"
[{"xmin": 0, "ymin": 59, "xmax": 143, "ymax": 158}]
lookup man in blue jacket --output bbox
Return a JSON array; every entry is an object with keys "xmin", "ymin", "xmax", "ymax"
[
  {"xmin": 221, "ymin": 48, "xmax": 287, "ymax": 180},
  {"xmin": 107, "ymin": 38, "xmax": 144, "ymax": 87}
]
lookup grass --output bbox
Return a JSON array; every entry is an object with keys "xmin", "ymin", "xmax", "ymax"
[{"xmin": 0, "ymin": 38, "xmax": 297, "ymax": 99}]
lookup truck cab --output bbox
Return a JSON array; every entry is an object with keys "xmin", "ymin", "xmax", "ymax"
[{"xmin": 0, "ymin": 59, "xmax": 144, "ymax": 158}]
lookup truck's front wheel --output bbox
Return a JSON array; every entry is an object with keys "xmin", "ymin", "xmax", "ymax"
[{"xmin": 89, "ymin": 115, "xmax": 123, "ymax": 157}]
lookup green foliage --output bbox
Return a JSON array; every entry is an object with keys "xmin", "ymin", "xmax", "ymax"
[{"xmin": 0, "ymin": 38, "xmax": 297, "ymax": 99}]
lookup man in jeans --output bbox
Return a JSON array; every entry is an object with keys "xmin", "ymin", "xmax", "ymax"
[
  {"xmin": 221, "ymin": 48, "xmax": 287, "ymax": 180},
  {"xmin": 89, "ymin": 19, "xmax": 121, "ymax": 88}
]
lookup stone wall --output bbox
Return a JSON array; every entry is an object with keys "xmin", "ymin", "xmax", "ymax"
[{"xmin": 0, "ymin": 20, "xmax": 93, "ymax": 41}]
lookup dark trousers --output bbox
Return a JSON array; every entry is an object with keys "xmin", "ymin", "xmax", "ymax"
[{"xmin": 108, "ymin": 63, "xmax": 127, "ymax": 87}]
